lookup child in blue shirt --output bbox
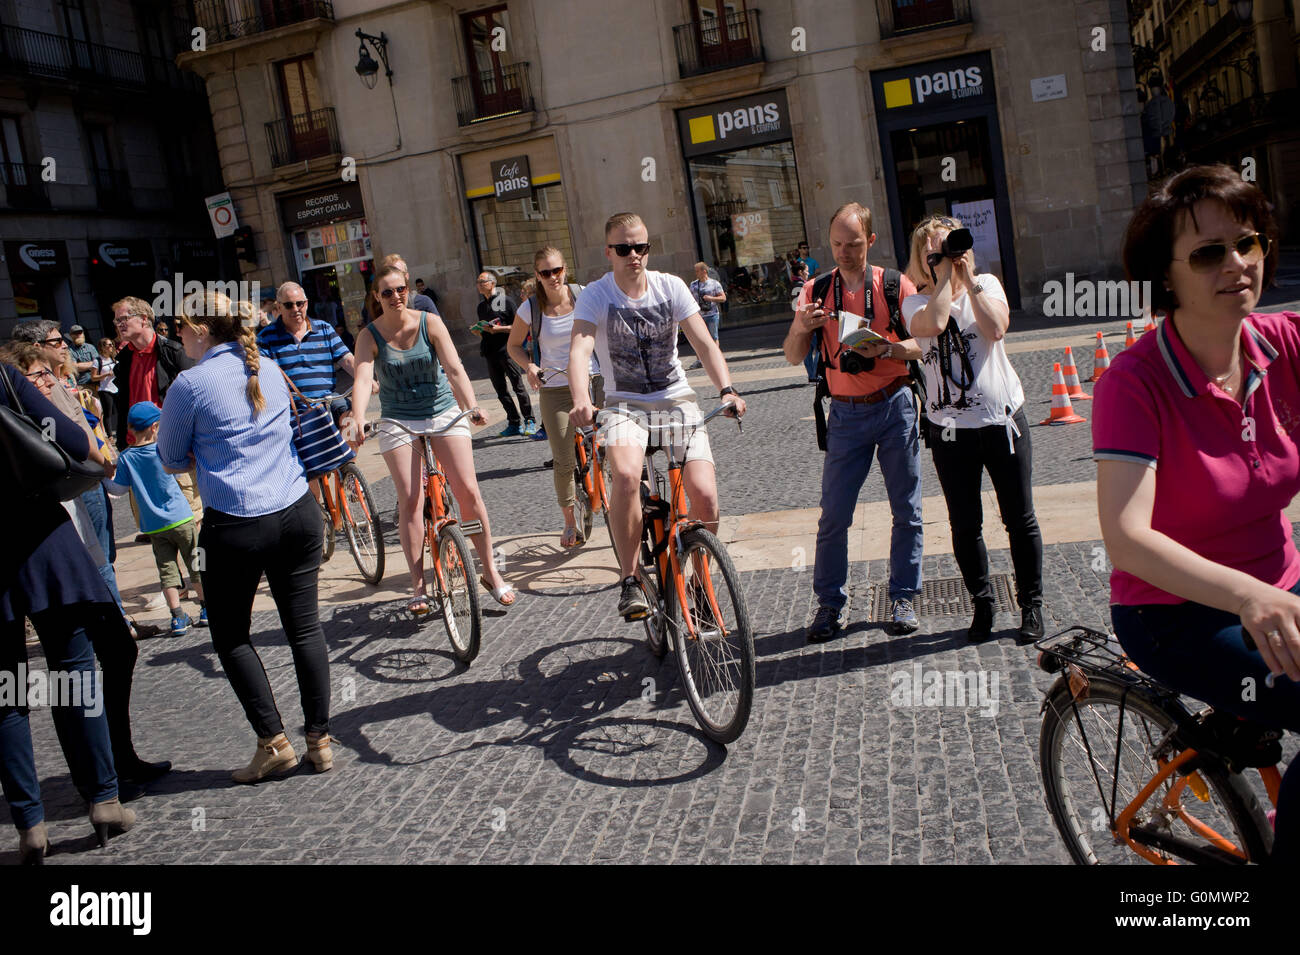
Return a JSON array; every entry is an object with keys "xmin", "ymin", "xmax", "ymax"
[{"xmin": 105, "ymin": 402, "xmax": 207, "ymax": 636}]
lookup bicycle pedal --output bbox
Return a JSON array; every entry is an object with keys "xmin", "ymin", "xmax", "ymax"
[
  {"xmin": 460, "ymin": 520, "xmax": 483, "ymax": 536},
  {"xmin": 622, "ymin": 608, "xmax": 651, "ymax": 622}
]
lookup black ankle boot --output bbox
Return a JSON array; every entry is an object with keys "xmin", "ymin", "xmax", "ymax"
[
  {"xmin": 967, "ymin": 601, "xmax": 995, "ymax": 643},
  {"xmin": 1017, "ymin": 605, "xmax": 1045, "ymax": 645}
]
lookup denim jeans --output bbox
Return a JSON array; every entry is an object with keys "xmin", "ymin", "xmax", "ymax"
[
  {"xmin": 199, "ymin": 492, "xmax": 330, "ymax": 738},
  {"xmin": 928, "ymin": 408, "xmax": 1043, "ymax": 610},
  {"xmin": 702, "ymin": 312, "xmax": 720, "ymax": 341},
  {"xmin": 80, "ymin": 484, "xmax": 123, "ymax": 613},
  {"xmin": 0, "ymin": 607, "xmax": 118, "ymax": 829},
  {"xmin": 813, "ymin": 387, "xmax": 923, "ymax": 610},
  {"xmin": 1111, "ymin": 583, "xmax": 1300, "ymax": 865}
]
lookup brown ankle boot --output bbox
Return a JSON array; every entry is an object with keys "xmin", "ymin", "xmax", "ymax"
[
  {"xmin": 18, "ymin": 821, "xmax": 49, "ymax": 863},
  {"xmin": 88, "ymin": 798, "xmax": 136, "ymax": 847},
  {"xmin": 231, "ymin": 733, "xmax": 298, "ymax": 784},
  {"xmin": 305, "ymin": 733, "xmax": 334, "ymax": 773}
]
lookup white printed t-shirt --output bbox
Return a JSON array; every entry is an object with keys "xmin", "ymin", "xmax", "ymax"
[
  {"xmin": 901, "ymin": 274, "xmax": 1024, "ymax": 428},
  {"xmin": 572, "ymin": 270, "xmax": 698, "ymax": 404},
  {"xmin": 516, "ymin": 295, "xmax": 598, "ymax": 388}
]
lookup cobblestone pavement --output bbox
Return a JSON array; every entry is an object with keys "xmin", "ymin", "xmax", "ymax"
[{"xmin": 15, "ymin": 311, "xmax": 1296, "ymax": 864}]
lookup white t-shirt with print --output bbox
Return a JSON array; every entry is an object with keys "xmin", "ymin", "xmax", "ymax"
[
  {"xmin": 572, "ymin": 270, "xmax": 698, "ymax": 403},
  {"xmin": 516, "ymin": 294, "xmax": 599, "ymax": 388},
  {"xmin": 901, "ymin": 274, "xmax": 1024, "ymax": 428}
]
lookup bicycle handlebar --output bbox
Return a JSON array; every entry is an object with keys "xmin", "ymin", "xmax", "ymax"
[
  {"xmin": 319, "ymin": 387, "xmax": 354, "ymax": 401},
  {"xmin": 377, "ymin": 408, "xmax": 481, "ymax": 437}
]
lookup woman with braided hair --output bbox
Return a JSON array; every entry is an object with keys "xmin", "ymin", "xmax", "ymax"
[
  {"xmin": 158, "ymin": 290, "xmax": 334, "ymax": 784},
  {"xmin": 902, "ymin": 214, "xmax": 1044, "ymax": 645}
]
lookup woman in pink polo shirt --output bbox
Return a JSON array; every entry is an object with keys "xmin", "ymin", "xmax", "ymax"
[{"xmin": 1094, "ymin": 164, "xmax": 1299, "ymax": 863}]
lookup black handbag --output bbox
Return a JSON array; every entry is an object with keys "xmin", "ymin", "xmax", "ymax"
[{"xmin": 0, "ymin": 365, "xmax": 105, "ymax": 501}]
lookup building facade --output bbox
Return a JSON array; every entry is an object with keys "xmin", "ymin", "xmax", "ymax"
[
  {"xmin": 174, "ymin": 0, "xmax": 1149, "ymax": 341},
  {"xmin": 0, "ymin": 0, "xmax": 229, "ymax": 340},
  {"xmin": 1129, "ymin": 0, "xmax": 1299, "ymax": 240}
]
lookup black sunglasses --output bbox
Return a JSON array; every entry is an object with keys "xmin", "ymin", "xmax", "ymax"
[
  {"xmin": 537, "ymin": 266, "xmax": 565, "ymax": 278},
  {"xmin": 39, "ymin": 336, "xmax": 67, "ymax": 347},
  {"xmin": 279, "ymin": 299, "xmax": 307, "ymax": 308},
  {"xmin": 607, "ymin": 242, "xmax": 651, "ymax": 257},
  {"xmin": 379, "ymin": 286, "xmax": 408, "ymax": 299},
  {"xmin": 1173, "ymin": 233, "xmax": 1269, "ymax": 273}
]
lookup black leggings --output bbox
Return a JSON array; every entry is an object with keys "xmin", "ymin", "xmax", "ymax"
[
  {"xmin": 929, "ymin": 408, "xmax": 1043, "ymax": 609},
  {"xmin": 485, "ymin": 349, "xmax": 533, "ymax": 425},
  {"xmin": 198, "ymin": 493, "xmax": 330, "ymax": 738}
]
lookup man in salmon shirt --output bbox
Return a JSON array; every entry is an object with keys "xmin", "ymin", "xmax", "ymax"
[{"xmin": 783, "ymin": 203, "xmax": 924, "ymax": 642}]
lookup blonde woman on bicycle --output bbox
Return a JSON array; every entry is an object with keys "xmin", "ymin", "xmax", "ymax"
[
  {"xmin": 506, "ymin": 246, "xmax": 604, "ymax": 549},
  {"xmin": 349, "ymin": 264, "xmax": 515, "ymax": 611}
]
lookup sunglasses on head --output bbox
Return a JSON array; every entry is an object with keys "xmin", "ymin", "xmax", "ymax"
[
  {"xmin": 607, "ymin": 242, "xmax": 651, "ymax": 257},
  {"xmin": 1173, "ymin": 233, "xmax": 1269, "ymax": 273},
  {"xmin": 537, "ymin": 265, "xmax": 565, "ymax": 278},
  {"xmin": 379, "ymin": 285, "xmax": 408, "ymax": 299}
]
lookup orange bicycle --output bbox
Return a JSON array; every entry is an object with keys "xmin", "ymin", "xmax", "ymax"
[
  {"xmin": 316, "ymin": 389, "xmax": 384, "ymax": 585},
  {"xmin": 379, "ymin": 411, "xmax": 483, "ymax": 664},
  {"xmin": 602, "ymin": 401, "xmax": 755, "ymax": 744},
  {"xmin": 539, "ymin": 367, "xmax": 610, "ymax": 546},
  {"xmin": 1036, "ymin": 626, "xmax": 1283, "ymax": 864}
]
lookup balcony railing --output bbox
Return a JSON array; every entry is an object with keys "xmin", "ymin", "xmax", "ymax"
[
  {"xmin": 93, "ymin": 167, "xmax": 132, "ymax": 213},
  {"xmin": 1180, "ymin": 89, "xmax": 1300, "ymax": 153},
  {"xmin": 181, "ymin": 0, "xmax": 334, "ymax": 47},
  {"xmin": 451, "ymin": 62, "xmax": 534, "ymax": 126},
  {"xmin": 1171, "ymin": 10, "xmax": 1243, "ymax": 83},
  {"xmin": 0, "ymin": 161, "xmax": 50, "ymax": 210},
  {"xmin": 672, "ymin": 9, "xmax": 764, "ymax": 78},
  {"xmin": 266, "ymin": 107, "xmax": 340, "ymax": 167},
  {"xmin": 0, "ymin": 23, "xmax": 202, "ymax": 94},
  {"xmin": 877, "ymin": 0, "xmax": 972, "ymax": 39}
]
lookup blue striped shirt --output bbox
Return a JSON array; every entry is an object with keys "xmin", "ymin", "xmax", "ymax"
[
  {"xmin": 157, "ymin": 342, "xmax": 308, "ymax": 517},
  {"xmin": 257, "ymin": 318, "xmax": 349, "ymax": 399}
]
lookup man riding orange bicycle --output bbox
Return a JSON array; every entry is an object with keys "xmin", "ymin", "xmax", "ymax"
[{"xmin": 568, "ymin": 212, "xmax": 746, "ymax": 620}]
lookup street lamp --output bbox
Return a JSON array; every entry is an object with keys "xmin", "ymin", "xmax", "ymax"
[{"xmin": 354, "ymin": 29, "xmax": 392, "ymax": 89}]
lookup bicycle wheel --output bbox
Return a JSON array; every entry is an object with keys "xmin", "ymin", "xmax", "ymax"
[
  {"xmin": 1039, "ymin": 680, "xmax": 1272, "ymax": 864},
  {"xmin": 434, "ymin": 523, "xmax": 481, "ymax": 664},
  {"xmin": 672, "ymin": 527, "xmax": 755, "ymax": 744},
  {"xmin": 339, "ymin": 463, "xmax": 385, "ymax": 585},
  {"xmin": 640, "ymin": 540, "xmax": 671, "ymax": 659},
  {"xmin": 573, "ymin": 465, "xmax": 594, "ymax": 544},
  {"xmin": 319, "ymin": 488, "xmax": 335, "ymax": 563}
]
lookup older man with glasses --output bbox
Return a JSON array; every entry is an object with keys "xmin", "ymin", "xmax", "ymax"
[
  {"xmin": 257, "ymin": 281, "xmax": 371, "ymax": 437},
  {"xmin": 109, "ymin": 297, "xmax": 194, "ymax": 451},
  {"xmin": 475, "ymin": 271, "xmax": 536, "ymax": 437}
]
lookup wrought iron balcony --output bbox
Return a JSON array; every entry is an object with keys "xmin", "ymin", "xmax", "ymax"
[
  {"xmin": 0, "ymin": 22, "xmax": 203, "ymax": 94},
  {"xmin": 180, "ymin": 0, "xmax": 333, "ymax": 48},
  {"xmin": 1171, "ymin": 11, "xmax": 1244, "ymax": 83},
  {"xmin": 877, "ymin": 0, "xmax": 972, "ymax": 39},
  {"xmin": 673, "ymin": 9, "xmax": 764, "ymax": 78},
  {"xmin": 451, "ymin": 62, "xmax": 534, "ymax": 126},
  {"xmin": 266, "ymin": 107, "xmax": 340, "ymax": 167},
  {"xmin": 0, "ymin": 161, "xmax": 50, "ymax": 210}
]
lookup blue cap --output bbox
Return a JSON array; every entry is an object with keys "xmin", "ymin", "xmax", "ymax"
[{"xmin": 127, "ymin": 401, "xmax": 162, "ymax": 430}]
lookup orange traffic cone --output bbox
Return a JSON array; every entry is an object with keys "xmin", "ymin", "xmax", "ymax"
[
  {"xmin": 1061, "ymin": 346, "xmax": 1092, "ymax": 401},
  {"xmin": 1041, "ymin": 362, "xmax": 1086, "ymax": 425},
  {"xmin": 1143, "ymin": 314, "xmax": 1157, "ymax": 335},
  {"xmin": 1125, "ymin": 321, "xmax": 1137, "ymax": 350},
  {"xmin": 1089, "ymin": 331, "xmax": 1111, "ymax": 382}
]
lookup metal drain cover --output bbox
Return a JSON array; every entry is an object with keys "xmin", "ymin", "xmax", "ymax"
[{"xmin": 870, "ymin": 574, "xmax": 1017, "ymax": 621}]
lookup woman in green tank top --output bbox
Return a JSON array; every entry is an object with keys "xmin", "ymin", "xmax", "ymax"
[{"xmin": 349, "ymin": 264, "xmax": 515, "ymax": 612}]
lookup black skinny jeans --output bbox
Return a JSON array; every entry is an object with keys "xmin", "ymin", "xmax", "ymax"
[
  {"xmin": 928, "ymin": 407, "xmax": 1044, "ymax": 610},
  {"xmin": 484, "ymin": 348, "xmax": 533, "ymax": 425},
  {"xmin": 199, "ymin": 492, "xmax": 330, "ymax": 738}
]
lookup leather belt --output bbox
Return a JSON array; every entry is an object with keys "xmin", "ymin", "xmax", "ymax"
[{"xmin": 831, "ymin": 378, "xmax": 906, "ymax": 406}]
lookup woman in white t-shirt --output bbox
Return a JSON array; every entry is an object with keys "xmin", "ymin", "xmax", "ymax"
[
  {"xmin": 901, "ymin": 214, "xmax": 1044, "ymax": 645},
  {"xmin": 94, "ymin": 337, "xmax": 119, "ymax": 439},
  {"xmin": 507, "ymin": 246, "xmax": 605, "ymax": 549}
]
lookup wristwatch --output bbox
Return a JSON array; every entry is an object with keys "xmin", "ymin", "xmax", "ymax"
[
  {"xmin": 970, "ymin": 281, "xmax": 985, "ymax": 296},
  {"xmin": 881, "ymin": 343, "xmax": 894, "ymax": 360},
  {"xmin": 720, "ymin": 385, "xmax": 738, "ymax": 399}
]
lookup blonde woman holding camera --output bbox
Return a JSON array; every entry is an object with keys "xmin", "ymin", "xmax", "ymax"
[{"xmin": 902, "ymin": 214, "xmax": 1043, "ymax": 645}]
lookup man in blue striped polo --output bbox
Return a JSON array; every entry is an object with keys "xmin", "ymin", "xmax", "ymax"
[{"xmin": 257, "ymin": 281, "xmax": 368, "ymax": 437}]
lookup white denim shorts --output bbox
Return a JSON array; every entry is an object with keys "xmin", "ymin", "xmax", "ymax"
[
  {"xmin": 598, "ymin": 398, "xmax": 713, "ymax": 465},
  {"xmin": 376, "ymin": 406, "xmax": 472, "ymax": 454}
]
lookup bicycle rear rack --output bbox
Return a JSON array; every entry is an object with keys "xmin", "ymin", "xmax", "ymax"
[{"xmin": 1035, "ymin": 626, "xmax": 1168, "ymax": 693}]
